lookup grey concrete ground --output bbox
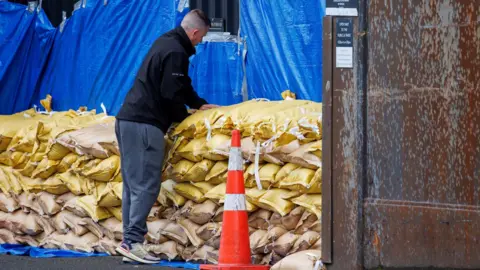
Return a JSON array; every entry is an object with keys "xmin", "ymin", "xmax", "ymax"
[{"xmin": 0, "ymin": 255, "xmax": 185, "ymax": 270}]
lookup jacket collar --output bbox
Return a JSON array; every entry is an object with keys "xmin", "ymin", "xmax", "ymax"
[{"xmin": 166, "ymin": 26, "xmax": 196, "ymax": 57}]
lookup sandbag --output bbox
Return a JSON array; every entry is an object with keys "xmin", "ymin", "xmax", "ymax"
[
  {"xmin": 177, "ymin": 218, "xmax": 204, "ymax": 247},
  {"xmin": 250, "ymin": 230, "xmax": 267, "ymax": 252},
  {"xmin": 0, "ymin": 228, "xmax": 17, "ymax": 244},
  {"xmin": 77, "ymin": 195, "xmax": 112, "ymax": 222},
  {"xmin": 97, "ymin": 182, "xmax": 122, "ymax": 207},
  {"xmin": 31, "ymin": 159, "xmax": 60, "ymax": 179},
  {"xmin": 97, "ymin": 238, "xmax": 120, "ymax": 255},
  {"xmin": 32, "ymin": 213, "xmax": 56, "ymax": 235},
  {"xmin": 7, "ymin": 122, "xmax": 42, "ymax": 153},
  {"xmin": 160, "ymin": 180, "xmax": 186, "ymax": 207},
  {"xmin": 39, "ymin": 232, "xmax": 64, "ymax": 249},
  {"xmin": 0, "ymin": 192, "xmax": 19, "ymax": 212},
  {"xmin": 148, "ymin": 206, "xmax": 163, "ymax": 221},
  {"xmin": 146, "ymin": 219, "xmax": 171, "ymax": 244},
  {"xmin": 173, "ymin": 106, "xmax": 226, "ymax": 138},
  {"xmin": 99, "ymin": 217, "xmax": 123, "ymax": 241},
  {"xmin": 1, "ymin": 167, "xmax": 23, "ymax": 195},
  {"xmin": 4, "ymin": 210, "xmax": 43, "ymax": 236},
  {"xmin": 63, "ymin": 197, "xmax": 89, "ymax": 218},
  {"xmin": 295, "ymin": 212, "xmax": 319, "ymax": 234},
  {"xmin": 50, "ymin": 211, "xmax": 71, "ymax": 234},
  {"xmin": 166, "ymin": 159, "xmax": 195, "ymax": 182},
  {"xmin": 83, "ymin": 155, "xmax": 120, "ymax": 182},
  {"xmin": 57, "ymin": 171, "xmax": 86, "ymax": 195},
  {"xmin": 255, "ymin": 226, "xmax": 288, "ymax": 254},
  {"xmin": 79, "ymin": 218, "xmax": 104, "ymax": 238},
  {"xmin": 63, "ymin": 232, "xmax": 99, "ymax": 253},
  {"xmin": 15, "ymin": 234, "xmax": 38, "ymax": 246},
  {"xmin": 40, "ymin": 176, "xmax": 70, "ymax": 195},
  {"xmin": 256, "ymin": 189, "xmax": 297, "ymax": 216},
  {"xmin": 289, "ymin": 231, "xmax": 320, "ymax": 254},
  {"xmin": 279, "ymin": 167, "xmax": 316, "ymax": 193},
  {"xmin": 204, "ymin": 183, "xmax": 226, "ymax": 202},
  {"xmin": 270, "ymin": 206, "xmax": 305, "ymax": 231},
  {"xmin": 271, "ymin": 249, "xmax": 323, "ymax": 270},
  {"xmin": 147, "ymin": 241, "xmax": 182, "ymax": 260},
  {"xmin": 17, "ymin": 160, "xmax": 37, "ymax": 178},
  {"xmin": 291, "ymin": 194, "xmax": 322, "ymax": 219},
  {"xmin": 56, "ymin": 153, "xmax": 78, "ymax": 173},
  {"xmin": 307, "ymin": 168, "xmax": 322, "ymax": 194},
  {"xmin": 186, "ymin": 200, "xmax": 218, "ymax": 225},
  {"xmin": 248, "ymin": 209, "xmax": 273, "ymax": 230},
  {"xmin": 213, "ymin": 206, "xmax": 224, "ymax": 222},
  {"xmin": 273, "ymin": 232, "xmax": 299, "ymax": 256},
  {"xmin": 245, "ymin": 188, "xmax": 267, "ymax": 206},
  {"xmin": 161, "ymin": 221, "xmax": 189, "ymax": 246},
  {"xmin": 177, "ymin": 138, "xmax": 207, "ymax": 162},
  {"xmin": 258, "ymin": 163, "xmax": 282, "ymax": 189},
  {"xmin": 183, "ymin": 159, "xmax": 215, "ymax": 182},
  {"xmin": 204, "ymin": 161, "xmax": 228, "ymax": 184},
  {"xmin": 36, "ymin": 191, "xmax": 62, "ymax": 215},
  {"xmin": 274, "ymin": 163, "xmax": 301, "ymax": 185},
  {"xmin": 107, "ymin": 206, "xmax": 122, "ymax": 221},
  {"xmin": 174, "ymin": 183, "xmax": 206, "ymax": 203},
  {"xmin": 0, "ymin": 167, "xmax": 13, "ymax": 194},
  {"xmin": 203, "ymin": 134, "xmax": 231, "ymax": 160},
  {"xmin": 309, "ymin": 220, "xmax": 321, "ymax": 233},
  {"xmin": 244, "ymin": 163, "xmax": 265, "ymax": 188},
  {"xmin": 196, "ymin": 222, "xmax": 222, "ymax": 241},
  {"xmin": 56, "ymin": 192, "xmax": 76, "ymax": 206},
  {"xmin": 284, "ymin": 141, "xmax": 322, "ymax": 169},
  {"xmin": 190, "ymin": 182, "xmax": 215, "ymax": 194},
  {"xmin": 189, "ymin": 245, "xmax": 215, "ymax": 262},
  {"xmin": 15, "ymin": 192, "xmax": 44, "ymax": 215},
  {"xmin": 205, "ymin": 235, "xmax": 221, "ymax": 250},
  {"xmin": 56, "ymin": 122, "xmax": 118, "ymax": 159},
  {"xmin": 63, "ymin": 211, "xmax": 89, "ymax": 236}
]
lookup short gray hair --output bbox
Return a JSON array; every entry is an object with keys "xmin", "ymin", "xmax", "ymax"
[{"xmin": 181, "ymin": 9, "xmax": 211, "ymax": 31}]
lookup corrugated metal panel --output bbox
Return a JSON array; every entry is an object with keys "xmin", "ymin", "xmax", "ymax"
[{"xmin": 189, "ymin": 0, "xmax": 239, "ymax": 35}]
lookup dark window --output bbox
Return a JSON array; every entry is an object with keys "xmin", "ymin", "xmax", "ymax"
[{"xmin": 189, "ymin": 0, "xmax": 239, "ymax": 35}]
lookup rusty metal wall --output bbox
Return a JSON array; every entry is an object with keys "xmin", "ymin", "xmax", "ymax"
[
  {"xmin": 323, "ymin": 0, "xmax": 480, "ymax": 269},
  {"xmin": 189, "ymin": 0, "xmax": 239, "ymax": 35}
]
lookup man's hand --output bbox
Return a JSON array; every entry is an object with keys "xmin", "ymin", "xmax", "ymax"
[{"xmin": 199, "ymin": 104, "xmax": 220, "ymax": 110}]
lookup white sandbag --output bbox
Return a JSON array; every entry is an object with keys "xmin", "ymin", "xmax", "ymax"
[
  {"xmin": 79, "ymin": 218, "xmax": 105, "ymax": 238},
  {"xmin": 97, "ymin": 238, "xmax": 120, "ymax": 255},
  {"xmin": 271, "ymin": 250, "xmax": 323, "ymax": 270},
  {"xmin": 146, "ymin": 241, "xmax": 182, "ymax": 261},
  {"xmin": 15, "ymin": 192, "xmax": 44, "ymax": 215},
  {"xmin": 196, "ymin": 222, "xmax": 222, "ymax": 241},
  {"xmin": 186, "ymin": 200, "xmax": 218, "ymax": 225},
  {"xmin": 55, "ymin": 192, "xmax": 76, "ymax": 206},
  {"xmin": 0, "ymin": 228, "xmax": 17, "ymax": 244},
  {"xmin": 63, "ymin": 211, "xmax": 89, "ymax": 236},
  {"xmin": 62, "ymin": 197, "xmax": 89, "ymax": 218},
  {"xmin": 177, "ymin": 218, "xmax": 204, "ymax": 247},
  {"xmin": 146, "ymin": 219, "xmax": 170, "ymax": 244},
  {"xmin": 15, "ymin": 234, "xmax": 38, "ymax": 246},
  {"xmin": 289, "ymin": 231, "xmax": 320, "ymax": 254},
  {"xmin": 99, "ymin": 217, "xmax": 123, "ymax": 241},
  {"xmin": 36, "ymin": 191, "xmax": 62, "ymax": 215},
  {"xmin": 0, "ymin": 192, "xmax": 19, "ymax": 212},
  {"xmin": 273, "ymin": 232, "xmax": 299, "ymax": 256},
  {"xmin": 189, "ymin": 245, "xmax": 215, "ymax": 262},
  {"xmin": 248, "ymin": 209, "xmax": 273, "ymax": 230},
  {"xmin": 161, "ymin": 221, "xmax": 189, "ymax": 246}
]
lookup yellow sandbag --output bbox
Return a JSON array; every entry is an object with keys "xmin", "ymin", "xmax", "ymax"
[
  {"xmin": 278, "ymin": 167, "xmax": 316, "ymax": 193},
  {"xmin": 1, "ymin": 167, "xmax": 23, "ymax": 195},
  {"xmin": 244, "ymin": 163, "xmax": 265, "ymax": 188},
  {"xmin": 204, "ymin": 183, "xmax": 226, "ymax": 202},
  {"xmin": 57, "ymin": 171, "xmax": 85, "ymax": 195},
  {"xmin": 163, "ymin": 137, "xmax": 188, "ymax": 167},
  {"xmin": 203, "ymin": 134, "xmax": 230, "ymax": 161},
  {"xmin": 83, "ymin": 155, "xmax": 120, "ymax": 182},
  {"xmin": 190, "ymin": 182, "xmax": 215, "ymax": 194},
  {"xmin": 245, "ymin": 188, "xmax": 267, "ymax": 206},
  {"xmin": 205, "ymin": 161, "xmax": 228, "ymax": 184},
  {"xmin": 77, "ymin": 159, "xmax": 102, "ymax": 176},
  {"xmin": 307, "ymin": 168, "xmax": 321, "ymax": 194},
  {"xmin": 160, "ymin": 180, "xmax": 186, "ymax": 207},
  {"xmin": 30, "ymin": 142, "xmax": 48, "ymax": 163},
  {"xmin": 183, "ymin": 159, "xmax": 215, "ymax": 182},
  {"xmin": 274, "ymin": 163, "xmax": 300, "ymax": 186},
  {"xmin": 256, "ymin": 189, "xmax": 296, "ymax": 216},
  {"xmin": 97, "ymin": 182, "xmax": 122, "ymax": 207},
  {"xmin": 177, "ymin": 138, "xmax": 207, "ymax": 162},
  {"xmin": 297, "ymin": 113, "xmax": 323, "ymax": 142},
  {"xmin": 258, "ymin": 163, "xmax": 282, "ymax": 189},
  {"xmin": 281, "ymin": 90, "xmax": 296, "ymax": 100},
  {"xmin": 112, "ymin": 182, "xmax": 122, "ymax": 200},
  {"xmin": 168, "ymin": 159, "xmax": 195, "ymax": 182},
  {"xmin": 284, "ymin": 141, "xmax": 322, "ymax": 169},
  {"xmin": 0, "ymin": 108, "xmax": 37, "ymax": 151},
  {"xmin": 7, "ymin": 122, "xmax": 42, "ymax": 153},
  {"xmin": 174, "ymin": 183, "xmax": 206, "ymax": 203},
  {"xmin": 0, "ymin": 151, "xmax": 28, "ymax": 167},
  {"xmin": 107, "ymin": 206, "xmax": 122, "ymax": 221},
  {"xmin": 17, "ymin": 161, "xmax": 37, "ymax": 178},
  {"xmin": 81, "ymin": 178, "xmax": 96, "ymax": 196},
  {"xmin": 77, "ymin": 195, "xmax": 113, "ymax": 222},
  {"xmin": 56, "ymin": 153, "xmax": 79, "ymax": 173},
  {"xmin": 0, "ymin": 167, "xmax": 12, "ymax": 194},
  {"xmin": 40, "ymin": 176, "xmax": 70, "ymax": 195},
  {"xmin": 31, "ymin": 159, "xmax": 60, "ymax": 179},
  {"xmin": 291, "ymin": 194, "xmax": 322, "ymax": 219},
  {"xmin": 173, "ymin": 107, "xmax": 225, "ymax": 138}
]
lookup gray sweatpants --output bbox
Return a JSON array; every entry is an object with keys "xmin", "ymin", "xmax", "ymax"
[{"xmin": 115, "ymin": 119, "xmax": 165, "ymax": 244}]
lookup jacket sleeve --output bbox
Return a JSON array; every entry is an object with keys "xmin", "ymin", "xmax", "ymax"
[{"xmin": 160, "ymin": 52, "xmax": 207, "ymax": 122}]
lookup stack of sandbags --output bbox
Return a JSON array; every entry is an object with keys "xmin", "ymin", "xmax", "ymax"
[
  {"xmin": 157, "ymin": 98, "xmax": 323, "ymax": 265},
  {"xmin": 0, "ymin": 100, "xmax": 124, "ymax": 254}
]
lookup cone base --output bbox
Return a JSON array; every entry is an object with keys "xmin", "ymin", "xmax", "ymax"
[{"xmin": 200, "ymin": 264, "xmax": 270, "ymax": 270}]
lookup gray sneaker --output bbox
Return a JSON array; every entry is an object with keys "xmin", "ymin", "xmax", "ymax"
[{"xmin": 116, "ymin": 242, "xmax": 161, "ymax": 264}]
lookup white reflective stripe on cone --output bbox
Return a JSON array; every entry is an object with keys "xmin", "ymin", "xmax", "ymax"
[
  {"xmin": 224, "ymin": 194, "xmax": 247, "ymax": 211},
  {"xmin": 228, "ymin": 147, "xmax": 243, "ymax": 171}
]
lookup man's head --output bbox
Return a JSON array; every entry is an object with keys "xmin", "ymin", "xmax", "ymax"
[{"xmin": 181, "ymin": 9, "xmax": 211, "ymax": 46}]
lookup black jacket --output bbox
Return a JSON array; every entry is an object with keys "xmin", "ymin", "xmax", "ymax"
[{"xmin": 116, "ymin": 27, "xmax": 207, "ymax": 133}]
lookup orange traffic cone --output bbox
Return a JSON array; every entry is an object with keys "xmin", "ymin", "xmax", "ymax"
[{"xmin": 201, "ymin": 130, "xmax": 270, "ymax": 270}]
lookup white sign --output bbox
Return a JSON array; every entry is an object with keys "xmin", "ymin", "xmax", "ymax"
[{"xmin": 336, "ymin": 47, "xmax": 353, "ymax": 68}]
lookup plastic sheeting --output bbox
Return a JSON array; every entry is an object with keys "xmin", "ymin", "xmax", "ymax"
[
  {"xmin": 0, "ymin": 244, "xmax": 108, "ymax": 257},
  {"xmin": 0, "ymin": 2, "xmax": 55, "ymax": 114},
  {"xmin": 189, "ymin": 40, "xmax": 244, "ymax": 105},
  {"xmin": 31, "ymin": 0, "xmax": 182, "ymax": 115},
  {"xmin": 240, "ymin": 0, "xmax": 325, "ymax": 101}
]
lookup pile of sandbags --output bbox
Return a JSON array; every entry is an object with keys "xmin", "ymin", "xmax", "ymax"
[
  {"xmin": 158, "ymin": 98, "xmax": 323, "ymax": 265},
  {"xmin": 0, "ymin": 99, "xmax": 123, "ymax": 255},
  {"xmin": 0, "ymin": 96, "xmax": 322, "ymax": 268}
]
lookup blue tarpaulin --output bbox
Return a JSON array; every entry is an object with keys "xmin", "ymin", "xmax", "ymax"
[
  {"xmin": 189, "ymin": 40, "xmax": 244, "ymax": 105},
  {"xmin": 0, "ymin": 2, "xmax": 55, "ymax": 114},
  {"xmin": 241, "ymin": 0, "xmax": 325, "ymax": 101},
  {"xmin": 0, "ymin": 244, "xmax": 108, "ymax": 257}
]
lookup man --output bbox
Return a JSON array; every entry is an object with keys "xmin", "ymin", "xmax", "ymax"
[{"xmin": 115, "ymin": 9, "xmax": 217, "ymax": 264}]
